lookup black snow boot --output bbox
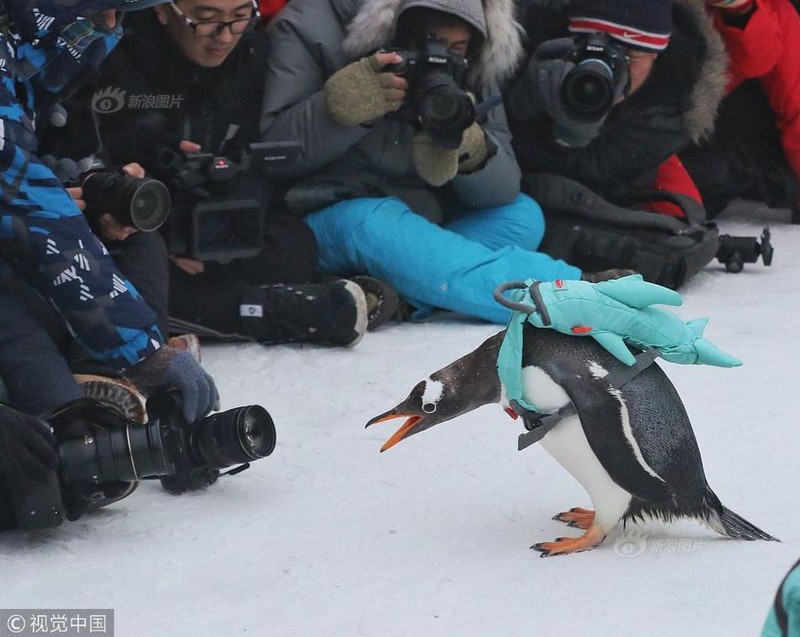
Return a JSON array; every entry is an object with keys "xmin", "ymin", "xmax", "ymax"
[{"xmin": 240, "ymin": 280, "xmax": 367, "ymax": 347}]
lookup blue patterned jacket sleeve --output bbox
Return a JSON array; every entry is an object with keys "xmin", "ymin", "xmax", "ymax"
[{"xmin": 0, "ymin": 6, "xmax": 163, "ymax": 369}]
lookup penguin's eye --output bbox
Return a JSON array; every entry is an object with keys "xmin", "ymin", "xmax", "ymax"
[{"xmin": 422, "ymin": 403, "xmax": 437, "ymax": 413}]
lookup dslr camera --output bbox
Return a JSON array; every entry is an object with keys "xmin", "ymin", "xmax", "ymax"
[
  {"xmin": 560, "ymin": 32, "xmax": 629, "ymax": 123},
  {"xmin": 151, "ymin": 142, "xmax": 301, "ymax": 263},
  {"xmin": 76, "ymin": 159, "xmax": 172, "ymax": 233},
  {"xmin": 13, "ymin": 393, "xmax": 276, "ymax": 530},
  {"xmin": 384, "ymin": 35, "xmax": 476, "ymax": 149}
]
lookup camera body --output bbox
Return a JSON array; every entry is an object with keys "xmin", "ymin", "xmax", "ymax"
[
  {"xmin": 79, "ymin": 160, "xmax": 172, "ymax": 233},
  {"xmin": 384, "ymin": 36, "xmax": 475, "ymax": 149},
  {"xmin": 13, "ymin": 395, "xmax": 276, "ymax": 530},
  {"xmin": 153, "ymin": 142, "xmax": 302, "ymax": 263},
  {"xmin": 561, "ymin": 32, "xmax": 628, "ymax": 123}
]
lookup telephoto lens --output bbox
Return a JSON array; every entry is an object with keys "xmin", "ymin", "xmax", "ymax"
[
  {"xmin": 57, "ymin": 398, "xmax": 276, "ymax": 487},
  {"xmin": 82, "ymin": 170, "xmax": 171, "ymax": 232},
  {"xmin": 184, "ymin": 405, "xmax": 276, "ymax": 469}
]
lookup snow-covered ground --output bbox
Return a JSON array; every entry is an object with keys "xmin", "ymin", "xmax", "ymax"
[{"xmin": 2, "ymin": 201, "xmax": 797, "ymax": 637}]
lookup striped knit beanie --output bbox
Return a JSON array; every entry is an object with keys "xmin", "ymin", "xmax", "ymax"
[{"xmin": 567, "ymin": 0, "xmax": 673, "ymax": 52}]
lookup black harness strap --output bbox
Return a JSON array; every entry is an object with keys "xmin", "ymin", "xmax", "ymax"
[{"xmin": 516, "ymin": 347, "xmax": 660, "ymax": 451}]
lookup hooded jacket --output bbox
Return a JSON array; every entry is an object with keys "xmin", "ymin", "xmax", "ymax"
[
  {"xmin": 507, "ymin": 0, "xmax": 727, "ymax": 204},
  {"xmin": 710, "ymin": 0, "xmax": 800, "ymax": 183},
  {"xmin": 0, "ymin": 0, "xmax": 163, "ymax": 370},
  {"xmin": 260, "ymin": 0, "xmax": 524, "ymax": 221}
]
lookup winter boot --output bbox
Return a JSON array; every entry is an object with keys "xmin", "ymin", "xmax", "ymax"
[
  {"xmin": 239, "ymin": 280, "xmax": 367, "ymax": 347},
  {"xmin": 349, "ymin": 276, "xmax": 400, "ymax": 331}
]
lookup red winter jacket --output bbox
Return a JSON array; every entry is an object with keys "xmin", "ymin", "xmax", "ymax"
[
  {"xmin": 259, "ymin": 0, "xmax": 286, "ymax": 23},
  {"xmin": 710, "ymin": 0, "xmax": 800, "ymax": 182}
]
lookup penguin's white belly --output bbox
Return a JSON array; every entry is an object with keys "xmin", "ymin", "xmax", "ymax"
[{"xmin": 519, "ymin": 366, "xmax": 632, "ymax": 531}]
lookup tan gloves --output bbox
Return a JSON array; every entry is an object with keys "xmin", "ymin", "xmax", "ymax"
[
  {"xmin": 412, "ymin": 122, "xmax": 491, "ymax": 186},
  {"xmin": 325, "ymin": 53, "xmax": 407, "ymax": 127}
]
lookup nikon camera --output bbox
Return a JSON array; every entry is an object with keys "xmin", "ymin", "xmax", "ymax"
[
  {"xmin": 12, "ymin": 394, "xmax": 276, "ymax": 530},
  {"xmin": 384, "ymin": 35, "xmax": 476, "ymax": 149},
  {"xmin": 560, "ymin": 32, "xmax": 629, "ymax": 123}
]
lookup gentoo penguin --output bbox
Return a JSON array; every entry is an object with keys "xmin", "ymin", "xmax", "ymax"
[{"xmin": 366, "ymin": 325, "xmax": 777, "ymax": 556}]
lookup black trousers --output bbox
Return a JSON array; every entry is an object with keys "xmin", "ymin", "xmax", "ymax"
[
  {"xmin": 0, "ymin": 285, "xmax": 83, "ymax": 415},
  {"xmin": 680, "ymin": 80, "xmax": 798, "ymax": 216},
  {"xmin": 168, "ymin": 213, "xmax": 318, "ymax": 336}
]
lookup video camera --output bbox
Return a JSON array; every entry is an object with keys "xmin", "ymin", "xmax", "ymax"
[
  {"xmin": 151, "ymin": 142, "xmax": 302, "ymax": 263},
  {"xmin": 560, "ymin": 33, "xmax": 629, "ymax": 123},
  {"xmin": 13, "ymin": 394, "xmax": 276, "ymax": 530},
  {"xmin": 384, "ymin": 35, "xmax": 475, "ymax": 149},
  {"xmin": 716, "ymin": 227, "xmax": 774, "ymax": 273}
]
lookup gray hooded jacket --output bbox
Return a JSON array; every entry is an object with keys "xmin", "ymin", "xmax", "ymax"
[{"xmin": 261, "ymin": 0, "xmax": 524, "ymax": 221}]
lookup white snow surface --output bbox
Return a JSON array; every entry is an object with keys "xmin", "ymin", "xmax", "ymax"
[{"xmin": 3, "ymin": 202, "xmax": 798, "ymax": 637}]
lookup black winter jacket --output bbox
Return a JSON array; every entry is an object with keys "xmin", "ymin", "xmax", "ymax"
[
  {"xmin": 95, "ymin": 13, "xmax": 270, "ymax": 169},
  {"xmin": 506, "ymin": 0, "xmax": 726, "ymax": 203}
]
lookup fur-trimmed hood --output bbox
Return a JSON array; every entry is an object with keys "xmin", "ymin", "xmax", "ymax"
[
  {"xmin": 678, "ymin": 0, "xmax": 727, "ymax": 143},
  {"xmin": 342, "ymin": 0, "xmax": 524, "ymax": 90},
  {"xmin": 519, "ymin": 0, "xmax": 728, "ymax": 142}
]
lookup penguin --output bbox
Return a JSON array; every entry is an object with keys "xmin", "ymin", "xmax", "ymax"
[{"xmin": 366, "ymin": 325, "xmax": 777, "ymax": 556}]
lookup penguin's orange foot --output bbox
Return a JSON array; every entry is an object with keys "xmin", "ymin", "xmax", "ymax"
[
  {"xmin": 532, "ymin": 524, "xmax": 606, "ymax": 557},
  {"xmin": 552, "ymin": 507, "xmax": 596, "ymax": 530}
]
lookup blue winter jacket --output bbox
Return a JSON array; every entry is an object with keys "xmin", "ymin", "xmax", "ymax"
[{"xmin": 0, "ymin": 0, "xmax": 162, "ymax": 368}]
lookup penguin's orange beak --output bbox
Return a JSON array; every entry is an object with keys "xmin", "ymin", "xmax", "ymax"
[{"xmin": 365, "ymin": 411, "xmax": 426, "ymax": 452}]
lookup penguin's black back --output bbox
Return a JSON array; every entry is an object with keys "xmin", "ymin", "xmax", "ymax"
[{"xmin": 520, "ymin": 326, "xmax": 711, "ymax": 512}]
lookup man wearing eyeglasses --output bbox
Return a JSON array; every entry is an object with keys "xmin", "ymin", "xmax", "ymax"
[
  {"xmin": 68, "ymin": 0, "xmax": 395, "ymax": 348},
  {"xmin": 157, "ymin": 0, "xmax": 261, "ymax": 67}
]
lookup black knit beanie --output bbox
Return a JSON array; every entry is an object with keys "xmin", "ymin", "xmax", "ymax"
[{"xmin": 567, "ymin": 0, "xmax": 673, "ymax": 52}]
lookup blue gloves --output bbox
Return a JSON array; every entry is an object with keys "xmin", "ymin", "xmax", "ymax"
[
  {"xmin": 125, "ymin": 346, "xmax": 220, "ymax": 422},
  {"xmin": 496, "ymin": 276, "xmax": 742, "ymax": 368}
]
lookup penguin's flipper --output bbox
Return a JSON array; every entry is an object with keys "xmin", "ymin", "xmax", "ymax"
[
  {"xmin": 560, "ymin": 377, "xmax": 674, "ymax": 504},
  {"xmin": 532, "ymin": 524, "xmax": 606, "ymax": 557},
  {"xmin": 553, "ymin": 507, "xmax": 595, "ymax": 530}
]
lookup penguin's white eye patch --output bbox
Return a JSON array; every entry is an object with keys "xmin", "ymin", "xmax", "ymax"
[{"xmin": 420, "ymin": 378, "xmax": 444, "ymax": 411}]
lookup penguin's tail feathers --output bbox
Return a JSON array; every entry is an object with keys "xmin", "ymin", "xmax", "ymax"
[{"xmin": 710, "ymin": 505, "xmax": 779, "ymax": 542}]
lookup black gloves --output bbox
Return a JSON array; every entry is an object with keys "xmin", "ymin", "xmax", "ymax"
[
  {"xmin": 0, "ymin": 405, "xmax": 58, "ymax": 488},
  {"xmin": 0, "ymin": 404, "xmax": 60, "ymax": 528},
  {"xmin": 125, "ymin": 346, "xmax": 220, "ymax": 423},
  {"xmin": 507, "ymin": 38, "xmax": 628, "ymax": 148}
]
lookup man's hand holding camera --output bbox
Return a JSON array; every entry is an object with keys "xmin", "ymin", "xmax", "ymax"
[
  {"xmin": 68, "ymin": 161, "xmax": 161, "ymax": 240},
  {"xmin": 125, "ymin": 345, "xmax": 220, "ymax": 423},
  {"xmin": 509, "ymin": 37, "xmax": 629, "ymax": 149},
  {"xmin": 324, "ymin": 51, "xmax": 409, "ymax": 127}
]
